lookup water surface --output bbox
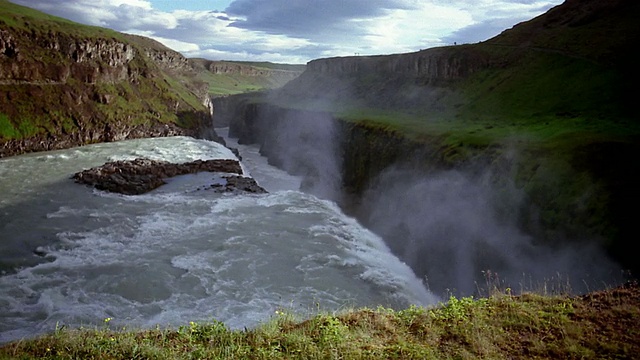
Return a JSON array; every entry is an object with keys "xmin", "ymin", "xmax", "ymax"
[{"xmin": 0, "ymin": 136, "xmax": 436, "ymax": 343}]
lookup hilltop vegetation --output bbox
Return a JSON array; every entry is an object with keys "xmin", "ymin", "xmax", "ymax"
[
  {"xmin": 0, "ymin": 0, "xmax": 213, "ymax": 156},
  {"xmin": 1, "ymin": 283, "xmax": 638, "ymax": 359}
]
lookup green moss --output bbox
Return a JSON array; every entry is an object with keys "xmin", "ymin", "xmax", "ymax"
[
  {"xmin": 161, "ymin": 75, "xmax": 205, "ymax": 111},
  {"xmin": 0, "ymin": 113, "xmax": 18, "ymax": 139}
]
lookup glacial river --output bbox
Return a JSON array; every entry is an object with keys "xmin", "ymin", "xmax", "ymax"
[{"xmin": 0, "ymin": 134, "xmax": 436, "ymax": 343}]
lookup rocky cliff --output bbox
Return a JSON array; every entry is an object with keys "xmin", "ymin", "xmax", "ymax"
[
  {"xmin": 307, "ymin": 46, "xmax": 492, "ymax": 82},
  {"xmin": 195, "ymin": 60, "xmax": 303, "ymax": 79},
  {"xmin": 0, "ymin": 1, "xmax": 217, "ymax": 158}
]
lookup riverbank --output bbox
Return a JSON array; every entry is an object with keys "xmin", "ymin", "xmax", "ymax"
[{"xmin": 2, "ymin": 282, "xmax": 638, "ymax": 359}]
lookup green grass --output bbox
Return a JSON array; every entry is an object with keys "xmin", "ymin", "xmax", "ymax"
[
  {"xmin": 187, "ymin": 59, "xmax": 304, "ymax": 96},
  {"xmin": 198, "ymin": 70, "xmax": 299, "ymax": 96},
  {"xmin": 2, "ymin": 283, "xmax": 638, "ymax": 359},
  {"xmin": 227, "ymin": 61, "xmax": 306, "ymax": 71},
  {"xmin": 0, "ymin": 0, "xmax": 214, "ymax": 144},
  {"xmin": 0, "ymin": 112, "xmax": 18, "ymax": 139},
  {"xmin": 197, "ymin": 71, "xmax": 265, "ymax": 96}
]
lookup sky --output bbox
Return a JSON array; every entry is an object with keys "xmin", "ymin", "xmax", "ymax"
[{"xmin": 10, "ymin": 0, "xmax": 564, "ymax": 64}]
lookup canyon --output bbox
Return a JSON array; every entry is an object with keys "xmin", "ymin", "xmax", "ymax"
[
  {"xmin": 219, "ymin": 0, "xmax": 640, "ymax": 287},
  {"xmin": 1, "ymin": 0, "xmax": 638, "ymax": 291}
]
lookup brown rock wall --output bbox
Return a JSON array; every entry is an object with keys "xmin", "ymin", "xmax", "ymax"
[{"xmin": 0, "ymin": 20, "xmax": 216, "ymax": 157}]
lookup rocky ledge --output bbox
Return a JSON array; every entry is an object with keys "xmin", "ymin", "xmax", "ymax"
[{"xmin": 72, "ymin": 158, "xmax": 266, "ymax": 195}]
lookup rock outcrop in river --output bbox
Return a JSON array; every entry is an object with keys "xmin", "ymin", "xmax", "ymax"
[{"xmin": 72, "ymin": 158, "xmax": 266, "ymax": 195}]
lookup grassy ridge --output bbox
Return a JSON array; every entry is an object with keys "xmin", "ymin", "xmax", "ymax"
[
  {"xmin": 190, "ymin": 60, "xmax": 305, "ymax": 96},
  {"xmin": 224, "ymin": 61, "xmax": 306, "ymax": 72},
  {"xmin": 1, "ymin": 283, "xmax": 638, "ymax": 359},
  {"xmin": 0, "ymin": 0, "xmax": 209, "ymax": 144},
  {"xmin": 0, "ymin": 1, "xmax": 302, "ymax": 143},
  {"xmin": 195, "ymin": 69, "xmax": 278, "ymax": 96}
]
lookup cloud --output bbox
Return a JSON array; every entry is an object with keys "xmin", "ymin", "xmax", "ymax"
[
  {"xmin": 225, "ymin": 0, "xmax": 414, "ymax": 38},
  {"xmin": 356, "ymin": 3, "xmax": 474, "ymax": 54},
  {"xmin": 12, "ymin": 0, "xmax": 176, "ymax": 30},
  {"xmin": 435, "ymin": 0, "xmax": 562, "ymax": 44},
  {"xmin": 443, "ymin": 18, "xmax": 520, "ymax": 44},
  {"xmin": 127, "ymin": 31, "xmax": 200, "ymax": 52},
  {"xmin": 223, "ymin": 0, "xmax": 479, "ymax": 56},
  {"xmin": 10, "ymin": 0, "xmax": 563, "ymax": 63}
]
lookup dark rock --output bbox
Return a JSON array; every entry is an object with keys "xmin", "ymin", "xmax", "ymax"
[
  {"xmin": 228, "ymin": 147, "xmax": 242, "ymax": 160},
  {"xmin": 72, "ymin": 158, "xmax": 243, "ymax": 195},
  {"xmin": 208, "ymin": 175, "xmax": 267, "ymax": 194}
]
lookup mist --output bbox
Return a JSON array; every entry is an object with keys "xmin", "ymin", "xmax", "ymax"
[
  {"xmin": 255, "ymin": 104, "xmax": 344, "ymax": 202},
  {"xmin": 359, "ymin": 165, "xmax": 626, "ymax": 297},
  {"xmin": 224, "ymin": 70, "xmax": 627, "ymax": 299}
]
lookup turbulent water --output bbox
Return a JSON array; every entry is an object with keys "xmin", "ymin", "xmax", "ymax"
[{"xmin": 0, "ymin": 135, "xmax": 436, "ymax": 343}]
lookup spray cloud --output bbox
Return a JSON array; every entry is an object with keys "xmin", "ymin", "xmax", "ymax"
[{"xmin": 360, "ymin": 165, "xmax": 625, "ymax": 297}]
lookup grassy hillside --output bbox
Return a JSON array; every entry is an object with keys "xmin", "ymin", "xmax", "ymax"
[
  {"xmin": 0, "ymin": 0, "xmax": 210, "ymax": 151},
  {"xmin": 189, "ymin": 59, "xmax": 305, "ymax": 96},
  {"xmin": 1, "ymin": 283, "xmax": 638, "ymax": 359},
  {"xmin": 269, "ymin": 0, "xmax": 638, "ymax": 141}
]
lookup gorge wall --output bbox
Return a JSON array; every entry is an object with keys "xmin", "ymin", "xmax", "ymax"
[
  {"xmin": 0, "ymin": 1, "xmax": 217, "ymax": 158},
  {"xmin": 192, "ymin": 60, "xmax": 303, "ymax": 79},
  {"xmin": 224, "ymin": 0, "xmax": 640, "ymax": 294},
  {"xmin": 203, "ymin": 61, "xmax": 305, "ymax": 128},
  {"xmin": 227, "ymin": 99, "xmax": 632, "ymax": 296}
]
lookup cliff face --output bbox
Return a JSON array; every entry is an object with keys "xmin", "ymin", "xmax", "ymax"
[
  {"xmin": 124, "ymin": 34, "xmax": 192, "ymax": 73},
  {"xmin": 0, "ymin": 29, "xmax": 136, "ymax": 84},
  {"xmin": 306, "ymin": 47, "xmax": 492, "ymax": 82},
  {"xmin": 202, "ymin": 61, "xmax": 302, "ymax": 80},
  {"xmin": 269, "ymin": 45, "xmax": 501, "ymax": 115},
  {"xmin": 0, "ymin": 1, "xmax": 216, "ymax": 158}
]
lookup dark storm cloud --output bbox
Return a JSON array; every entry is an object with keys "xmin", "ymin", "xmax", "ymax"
[{"xmin": 225, "ymin": 0, "xmax": 414, "ymax": 38}]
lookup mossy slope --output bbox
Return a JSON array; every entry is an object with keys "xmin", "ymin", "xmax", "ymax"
[{"xmin": 0, "ymin": 0, "xmax": 212, "ymax": 156}]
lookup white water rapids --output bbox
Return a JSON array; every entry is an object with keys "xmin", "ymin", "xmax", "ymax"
[{"xmin": 0, "ymin": 134, "xmax": 437, "ymax": 343}]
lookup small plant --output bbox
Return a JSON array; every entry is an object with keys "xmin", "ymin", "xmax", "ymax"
[
  {"xmin": 430, "ymin": 295, "xmax": 487, "ymax": 323},
  {"xmin": 0, "ymin": 113, "xmax": 18, "ymax": 139},
  {"xmin": 317, "ymin": 315, "xmax": 347, "ymax": 344}
]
